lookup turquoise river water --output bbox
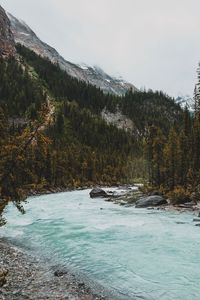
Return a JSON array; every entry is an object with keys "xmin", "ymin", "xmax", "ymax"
[{"xmin": 1, "ymin": 189, "xmax": 200, "ymax": 300}]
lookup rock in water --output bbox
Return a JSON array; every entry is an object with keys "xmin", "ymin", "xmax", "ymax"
[
  {"xmin": 135, "ymin": 196, "xmax": 167, "ymax": 208},
  {"xmin": 193, "ymin": 218, "xmax": 200, "ymax": 222},
  {"xmin": 54, "ymin": 270, "xmax": 68, "ymax": 277},
  {"xmin": 89, "ymin": 188, "xmax": 108, "ymax": 198},
  {"xmin": 0, "ymin": 269, "xmax": 8, "ymax": 287}
]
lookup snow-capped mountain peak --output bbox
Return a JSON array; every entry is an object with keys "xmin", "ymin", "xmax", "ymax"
[{"xmin": 176, "ymin": 94, "xmax": 194, "ymax": 111}]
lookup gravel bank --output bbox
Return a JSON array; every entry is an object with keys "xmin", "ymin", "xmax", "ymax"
[{"xmin": 0, "ymin": 239, "xmax": 111, "ymax": 300}]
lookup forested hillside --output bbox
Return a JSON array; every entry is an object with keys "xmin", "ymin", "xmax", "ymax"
[
  {"xmin": 0, "ymin": 57, "xmax": 46, "ymax": 117},
  {"xmin": 17, "ymin": 45, "xmax": 183, "ymax": 132},
  {"xmin": 146, "ymin": 82, "xmax": 200, "ymax": 203},
  {"xmin": 0, "ymin": 45, "xmax": 184, "ymax": 222}
]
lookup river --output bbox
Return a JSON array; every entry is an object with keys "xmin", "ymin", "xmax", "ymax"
[{"xmin": 1, "ymin": 188, "xmax": 200, "ymax": 300}]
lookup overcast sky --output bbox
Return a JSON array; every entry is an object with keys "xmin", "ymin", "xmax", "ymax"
[{"xmin": 1, "ymin": 0, "xmax": 200, "ymax": 97}]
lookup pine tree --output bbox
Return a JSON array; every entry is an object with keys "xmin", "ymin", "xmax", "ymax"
[{"xmin": 163, "ymin": 129, "xmax": 178, "ymax": 190}]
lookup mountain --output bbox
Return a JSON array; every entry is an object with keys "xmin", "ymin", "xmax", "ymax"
[
  {"xmin": 17, "ymin": 44, "xmax": 183, "ymax": 134},
  {"xmin": 0, "ymin": 6, "xmax": 15, "ymax": 58},
  {"xmin": 176, "ymin": 95, "xmax": 194, "ymax": 111},
  {"xmin": 8, "ymin": 12, "xmax": 137, "ymax": 96},
  {"xmin": 0, "ymin": 4, "xmax": 185, "ymax": 208},
  {"xmin": 0, "ymin": 46, "xmax": 140, "ymax": 199}
]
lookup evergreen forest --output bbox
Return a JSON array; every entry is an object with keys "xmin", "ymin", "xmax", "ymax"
[{"xmin": 0, "ymin": 44, "xmax": 197, "ymax": 222}]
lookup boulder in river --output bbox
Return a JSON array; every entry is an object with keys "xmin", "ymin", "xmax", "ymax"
[
  {"xmin": 135, "ymin": 196, "xmax": 167, "ymax": 208},
  {"xmin": 89, "ymin": 188, "xmax": 108, "ymax": 198},
  {"xmin": 54, "ymin": 269, "xmax": 68, "ymax": 277},
  {"xmin": 193, "ymin": 218, "xmax": 200, "ymax": 222}
]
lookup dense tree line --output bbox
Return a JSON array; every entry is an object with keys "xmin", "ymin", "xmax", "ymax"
[
  {"xmin": 45, "ymin": 100, "xmax": 142, "ymax": 186},
  {"xmin": 0, "ymin": 45, "xmax": 186, "ymax": 222},
  {"xmin": 0, "ymin": 100, "xmax": 141, "ymax": 208},
  {"xmin": 0, "ymin": 57, "xmax": 47, "ymax": 118},
  {"xmin": 0, "ymin": 53, "xmax": 142, "ymax": 212},
  {"xmin": 120, "ymin": 89, "xmax": 183, "ymax": 134},
  {"xmin": 146, "ymin": 67, "xmax": 200, "ymax": 203}
]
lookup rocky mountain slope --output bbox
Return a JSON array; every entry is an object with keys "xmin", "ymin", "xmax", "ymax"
[
  {"xmin": 176, "ymin": 95, "xmax": 194, "ymax": 111},
  {"xmin": 8, "ymin": 12, "xmax": 137, "ymax": 96},
  {"xmin": 0, "ymin": 6, "xmax": 15, "ymax": 58},
  {"xmin": 101, "ymin": 108, "xmax": 135, "ymax": 134}
]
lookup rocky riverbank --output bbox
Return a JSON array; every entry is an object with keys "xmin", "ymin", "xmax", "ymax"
[
  {"xmin": 0, "ymin": 239, "xmax": 112, "ymax": 300},
  {"xmin": 29, "ymin": 184, "xmax": 200, "ymax": 214},
  {"xmin": 89, "ymin": 187, "xmax": 200, "ymax": 215}
]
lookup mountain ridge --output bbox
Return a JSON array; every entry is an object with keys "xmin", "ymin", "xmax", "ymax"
[
  {"xmin": 8, "ymin": 12, "xmax": 137, "ymax": 96},
  {"xmin": 176, "ymin": 95, "xmax": 194, "ymax": 111}
]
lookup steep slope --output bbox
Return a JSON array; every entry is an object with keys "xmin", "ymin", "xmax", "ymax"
[
  {"xmin": 8, "ymin": 13, "xmax": 137, "ymax": 96},
  {"xmin": 17, "ymin": 44, "xmax": 183, "ymax": 136},
  {"xmin": 0, "ymin": 51, "xmax": 139, "ymax": 201},
  {"xmin": 0, "ymin": 6, "xmax": 15, "ymax": 58},
  {"xmin": 0, "ymin": 36, "xmax": 184, "ymax": 208}
]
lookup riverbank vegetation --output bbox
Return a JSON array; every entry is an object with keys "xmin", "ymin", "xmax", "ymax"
[{"xmin": 146, "ymin": 67, "xmax": 200, "ymax": 204}]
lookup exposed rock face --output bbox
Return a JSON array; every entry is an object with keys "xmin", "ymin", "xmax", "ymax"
[
  {"xmin": 0, "ymin": 6, "xmax": 15, "ymax": 58},
  {"xmin": 8, "ymin": 13, "xmax": 137, "ymax": 96},
  {"xmin": 176, "ymin": 95, "xmax": 194, "ymax": 111},
  {"xmin": 101, "ymin": 108, "xmax": 136, "ymax": 133},
  {"xmin": 135, "ymin": 196, "xmax": 167, "ymax": 208}
]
